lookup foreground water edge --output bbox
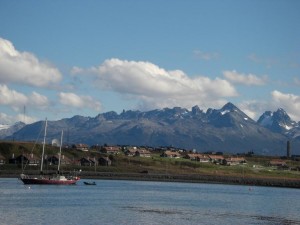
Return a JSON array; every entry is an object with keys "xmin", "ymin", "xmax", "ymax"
[{"xmin": 0, "ymin": 178, "xmax": 300, "ymax": 225}]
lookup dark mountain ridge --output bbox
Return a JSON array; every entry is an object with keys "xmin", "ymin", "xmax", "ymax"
[{"xmin": 3, "ymin": 103, "xmax": 300, "ymax": 155}]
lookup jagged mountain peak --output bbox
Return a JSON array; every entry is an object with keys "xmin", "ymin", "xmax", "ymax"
[
  {"xmin": 206, "ymin": 102, "xmax": 242, "ymax": 116},
  {"xmin": 191, "ymin": 105, "xmax": 204, "ymax": 116},
  {"xmin": 257, "ymin": 111, "xmax": 273, "ymax": 126},
  {"xmin": 101, "ymin": 111, "xmax": 119, "ymax": 120},
  {"xmin": 273, "ymin": 108, "xmax": 291, "ymax": 120},
  {"xmin": 120, "ymin": 109, "xmax": 141, "ymax": 119},
  {"xmin": 258, "ymin": 108, "xmax": 296, "ymax": 133},
  {"xmin": 206, "ymin": 103, "xmax": 254, "ymax": 128},
  {"xmin": 276, "ymin": 108, "xmax": 287, "ymax": 113},
  {"xmin": 145, "ymin": 107, "xmax": 190, "ymax": 121},
  {"xmin": 206, "ymin": 102, "xmax": 245, "ymax": 117},
  {"xmin": 221, "ymin": 102, "xmax": 239, "ymax": 111}
]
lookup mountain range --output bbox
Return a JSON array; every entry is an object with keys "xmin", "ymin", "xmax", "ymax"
[{"xmin": 1, "ymin": 102, "xmax": 300, "ymax": 155}]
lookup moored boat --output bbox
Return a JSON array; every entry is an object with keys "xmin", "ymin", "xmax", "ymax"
[
  {"xmin": 20, "ymin": 174, "xmax": 79, "ymax": 185},
  {"xmin": 84, "ymin": 181, "xmax": 96, "ymax": 185},
  {"xmin": 20, "ymin": 119, "xmax": 80, "ymax": 185}
]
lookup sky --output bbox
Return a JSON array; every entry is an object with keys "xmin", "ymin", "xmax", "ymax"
[{"xmin": 0, "ymin": 0, "xmax": 300, "ymax": 125}]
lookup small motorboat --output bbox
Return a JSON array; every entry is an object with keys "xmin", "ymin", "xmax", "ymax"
[{"xmin": 84, "ymin": 181, "xmax": 96, "ymax": 185}]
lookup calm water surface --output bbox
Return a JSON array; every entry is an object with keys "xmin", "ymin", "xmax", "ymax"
[{"xmin": 0, "ymin": 178, "xmax": 299, "ymax": 225}]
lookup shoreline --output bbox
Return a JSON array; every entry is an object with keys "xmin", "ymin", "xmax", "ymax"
[
  {"xmin": 2, "ymin": 171, "xmax": 300, "ymax": 188},
  {"xmin": 83, "ymin": 172, "xmax": 300, "ymax": 188}
]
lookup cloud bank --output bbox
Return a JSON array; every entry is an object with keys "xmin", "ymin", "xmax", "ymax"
[
  {"xmin": 72, "ymin": 58, "xmax": 238, "ymax": 110},
  {"xmin": 223, "ymin": 70, "xmax": 268, "ymax": 86},
  {"xmin": 0, "ymin": 84, "xmax": 49, "ymax": 110},
  {"xmin": 59, "ymin": 92, "xmax": 102, "ymax": 111},
  {"xmin": 1, "ymin": 35, "xmax": 298, "ymax": 124},
  {"xmin": 0, "ymin": 37, "xmax": 62, "ymax": 87}
]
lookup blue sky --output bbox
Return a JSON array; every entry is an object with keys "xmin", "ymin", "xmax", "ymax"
[{"xmin": 0, "ymin": 0, "xmax": 300, "ymax": 125}]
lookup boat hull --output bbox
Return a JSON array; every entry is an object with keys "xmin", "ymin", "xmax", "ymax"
[
  {"xmin": 21, "ymin": 178, "xmax": 78, "ymax": 185},
  {"xmin": 84, "ymin": 181, "xmax": 96, "ymax": 185}
]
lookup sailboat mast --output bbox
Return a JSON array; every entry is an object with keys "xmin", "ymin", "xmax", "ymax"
[
  {"xmin": 58, "ymin": 130, "xmax": 63, "ymax": 174},
  {"xmin": 40, "ymin": 118, "xmax": 48, "ymax": 174}
]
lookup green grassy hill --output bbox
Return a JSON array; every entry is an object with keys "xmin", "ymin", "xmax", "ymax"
[{"xmin": 1, "ymin": 141, "xmax": 300, "ymax": 181}]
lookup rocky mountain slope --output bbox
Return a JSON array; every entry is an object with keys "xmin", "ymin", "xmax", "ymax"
[
  {"xmin": 0, "ymin": 122, "xmax": 25, "ymax": 139},
  {"xmin": 2, "ymin": 103, "xmax": 300, "ymax": 155}
]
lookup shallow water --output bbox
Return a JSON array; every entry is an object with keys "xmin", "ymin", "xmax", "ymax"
[{"xmin": 0, "ymin": 178, "xmax": 299, "ymax": 225}]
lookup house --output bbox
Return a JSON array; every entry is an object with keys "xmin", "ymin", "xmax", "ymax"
[
  {"xmin": 89, "ymin": 157, "xmax": 97, "ymax": 166},
  {"xmin": 74, "ymin": 144, "xmax": 89, "ymax": 152},
  {"xmin": 208, "ymin": 155, "xmax": 224, "ymax": 164},
  {"xmin": 79, "ymin": 157, "xmax": 96, "ymax": 166},
  {"xmin": 223, "ymin": 157, "xmax": 246, "ymax": 166},
  {"xmin": 161, "ymin": 150, "xmax": 181, "ymax": 158},
  {"xmin": 0, "ymin": 154, "xmax": 6, "ymax": 165},
  {"xmin": 98, "ymin": 157, "xmax": 112, "ymax": 166},
  {"xmin": 135, "ymin": 148, "xmax": 151, "ymax": 157},
  {"xmin": 125, "ymin": 148, "xmax": 137, "ymax": 157},
  {"xmin": 185, "ymin": 153, "xmax": 210, "ymax": 162},
  {"xmin": 184, "ymin": 153, "xmax": 198, "ymax": 160},
  {"xmin": 196, "ymin": 154, "xmax": 210, "ymax": 162},
  {"xmin": 12, "ymin": 154, "xmax": 40, "ymax": 166},
  {"xmin": 47, "ymin": 154, "xmax": 72, "ymax": 166},
  {"xmin": 269, "ymin": 160, "xmax": 288, "ymax": 168},
  {"xmin": 101, "ymin": 146, "xmax": 120, "ymax": 154}
]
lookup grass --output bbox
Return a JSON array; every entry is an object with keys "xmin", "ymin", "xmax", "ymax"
[{"xmin": 1, "ymin": 141, "xmax": 300, "ymax": 180}]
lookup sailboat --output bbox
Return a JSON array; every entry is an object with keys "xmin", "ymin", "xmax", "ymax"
[{"xmin": 20, "ymin": 119, "xmax": 80, "ymax": 185}]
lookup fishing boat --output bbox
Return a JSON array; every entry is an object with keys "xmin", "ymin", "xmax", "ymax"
[{"xmin": 20, "ymin": 119, "xmax": 80, "ymax": 185}]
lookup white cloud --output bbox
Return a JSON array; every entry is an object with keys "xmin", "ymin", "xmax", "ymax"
[
  {"xmin": 29, "ymin": 92, "xmax": 50, "ymax": 109},
  {"xmin": 15, "ymin": 114, "xmax": 37, "ymax": 124},
  {"xmin": 0, "ymin": 37, "xmax": 62, "ymax": 87},
  {"xmin": 0, "ymin": 112, "xmax": 17, "ymax": 125},
  {"xmin": 271, "ymin": 90, "xmax": 300, "ymax": 121},
  {"xmin": 0, "ymin": 84, "xmax": 27, "ymax": 109},
  {"xmin": 59, "ymin": 92, "xmax": 102, "ymax": 111},
  {"xmin": 0, "ymin": 84, "xmax": 50, "ymax": 111},
  {"xmin": 70, "ymin": 66, "xmax": 84, "ymax": 75},
  {"xmin": 0, "ymin": 112, "xmax": 37, "ymax": 125},
  {"xmin": 223, "ymin": 70, "xmax": 268, "ymax": 86},
  {"xmin": 74, "ymin": 58, "xmax": 238, "ymax": 110}
]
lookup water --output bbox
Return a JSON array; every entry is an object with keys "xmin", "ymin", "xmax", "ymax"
[{"xmin": 0, "ymin": 178, "xmax": 299, "ymax": 225}]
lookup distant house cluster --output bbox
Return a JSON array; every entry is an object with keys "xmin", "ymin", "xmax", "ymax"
[
  {"xmin": 160, "ymin": 150, "xmax": 246, "ymax": 166},
  {"xmin": 5, "ymin": 152, "xmax": 113, "ymax": 168},
  {"xmin": 124, "ymin": 147, "xmax": 151, "ymax": 157},
  {"xmin": 1, "ymin": 142, "xmax": 299, "ymax": 171}
]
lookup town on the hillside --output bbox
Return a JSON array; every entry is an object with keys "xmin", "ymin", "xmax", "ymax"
[{"xmin": 1, "ymin": 142, "xmax": 300, "ymax": 172}]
